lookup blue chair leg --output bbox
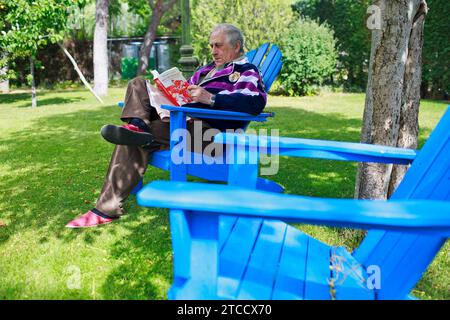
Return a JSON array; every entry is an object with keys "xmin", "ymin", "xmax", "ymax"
[{"xmin": 131, "ymin": 178, "xmax": 143, "ymax": 195}]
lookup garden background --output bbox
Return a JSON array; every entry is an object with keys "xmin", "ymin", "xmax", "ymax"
[{"xmin": 0, "ymin": 0, "xmax": 449, "ymax": 299}]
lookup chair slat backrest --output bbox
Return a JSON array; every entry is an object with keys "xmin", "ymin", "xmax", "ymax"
[
  {"xmin": 246, "ymin": 44, "xmax": 283, "ymax": 92},
  {"xmin": 248, "ymin": 43, "xmax": 270, "ymax": 68},
  {"xmin": 260, "ymin": 45, "xmax": 281, "ymax": 76},
  {"xmin": 240, "ymin": 43, "xmax": 283, "ymax": 132},
  {"xmin": 264, "ymin": 54, "xmax": 283, "ymax": 91},
  {"xmin": 353, "ymin": 107, "xmax": 450, "ymax": 299},
  {"xmin": 246, "ymin": 49, "xmax": 257, "ymax": 64}
]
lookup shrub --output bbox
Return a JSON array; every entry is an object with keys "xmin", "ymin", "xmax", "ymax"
[
  {"xmin": 191, "ymin": 0, "xmax": 294, "ymax": 65},
  {"xmin": 291, "ymin": 0, "xmax": 372, "ymax": 91},
  {"xmin": 422, "ymin": 0, "xmax": 450, "ymax": 99},
  {"xmin": 279, "ymin": 18, "xmax": 338, "ymax": 96}
]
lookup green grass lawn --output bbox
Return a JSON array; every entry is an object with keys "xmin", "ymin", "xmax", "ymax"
[{"xmin": 0, "ymin": 87, "xmax": 448, "ymax": 299}]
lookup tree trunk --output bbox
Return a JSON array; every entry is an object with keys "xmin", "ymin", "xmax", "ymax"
[
  {"xmin": 388, "ymin": 2, "xmax": 428, "ymax": 196},
  {"xmin": 355, "ymin": 0, "xmax": 427, "ymax": 200},
  {"xmin": 30, "ymin": 56, "xmax": 37, "ymax": 108},
  {"xmin": 93, "ymin": 0, "xmax": 109, "ymax": 97},
  {"xmin": 137, "ymin": 0, "xmax": 178, "ymax": 76},
  {"xmin": 0, "ymin": 66, "xmax": 8, "ymax": 94},
  {"xmin": 0, "ymin": 52, "xmax": 9, "ymax": 93},
  {"xmin": 137, "ymin": 2, "xmax": 164, "ymax": 76}
]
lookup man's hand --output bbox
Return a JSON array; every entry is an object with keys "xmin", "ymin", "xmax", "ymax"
[{"xmin": 187, "ymin": 85, "xmax": 214, "ymax": 105}]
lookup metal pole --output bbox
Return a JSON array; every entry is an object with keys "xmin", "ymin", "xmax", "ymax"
[{"xmin": 178, "ymin": 0, "xmax": 198, "ymax": 77}]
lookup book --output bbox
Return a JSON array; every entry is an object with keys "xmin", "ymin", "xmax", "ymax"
[
  {"xmin": 145, "ymin": 82, "xmax": 173, "ymax": 121},
  {"xmin": 151, "ymin": 67, "xmax": 193, "ymax": 106},
  {"xmin": 146, "ymin": 67, "xmax": 193, "ymax": 121}
]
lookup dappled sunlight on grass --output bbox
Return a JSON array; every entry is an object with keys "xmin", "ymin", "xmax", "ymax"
[
  {"xmin": 0, "ymin": 88, "xmax": 448, "ymax": 299},
  {"xmin": 0, "ymin": 87, "xmax": 174, "ymax": 299},
  {"xmin": 308, "ymin": 171, "xmax": 344, "ymax": 181}
]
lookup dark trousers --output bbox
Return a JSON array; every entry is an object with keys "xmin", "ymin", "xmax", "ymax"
[{"xmin": 95, "ymin": 77, "xmax": 217, "ymax": 218}]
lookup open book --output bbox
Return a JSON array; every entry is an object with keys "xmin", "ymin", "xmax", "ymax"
[{"xmin": 146, "ymin": 67, "xmax": 193, "ymax": 121}]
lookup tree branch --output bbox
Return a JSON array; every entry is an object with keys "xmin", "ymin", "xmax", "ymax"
[
  {"xmin": 59, "ymin": 43, "xmax": 104, "ymax": 104},
  {"xmin": 148, "ymin": 0, "xmax": 155, "ymax": 10}
]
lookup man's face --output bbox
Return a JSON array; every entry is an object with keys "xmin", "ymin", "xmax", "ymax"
[{"xmin": 209, "ymin": 31, "xmax": 241, "ymax": 67}]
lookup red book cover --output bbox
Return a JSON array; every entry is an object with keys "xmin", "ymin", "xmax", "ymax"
[{"xmin": 151, "ymin": 68, "xmax": 193, "ymax": 106}]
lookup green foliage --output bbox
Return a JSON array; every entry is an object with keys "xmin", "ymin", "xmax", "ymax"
[
  {"xmin": 292, "ymin": 0, "xmax": 450, "ymax": 98},
  {"xmin": 120, "ymin": 57, "xmax": 139, "ymax": 79},
  {"xmin": 59, "ymin": 0, "xmax": 180, "ymax": 40},
  {"xmin": 278, "ymin": 18, "xmax": 338, "ymax": 96},
  {"xmin": 126, "ymin": 0, "xmax": 151, "ymax": 17},
  {"xmin": 125, "ymin": 0, "xmax": 181, "ymax": 37},
  {"xmin": 191, "ymin": 0, "xmax": 294, "ymax": 65},
  {"xmin": 423, "ymin": 0, "xmax": 450, "ymax": 98},
  {"xmin": 0, "ymin": 0, "xmax": 74, "ymax": 56},
  {"xmin": 292, "ymin": 0, "xmax": 371, "ymax": 91},
  {"xmin": 0, "ymin": 0, "xmax": 75, "ymax": 80}
]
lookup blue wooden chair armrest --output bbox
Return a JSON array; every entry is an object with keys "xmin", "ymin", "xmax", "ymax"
[
  {"xmin": 117, "ymin": 101, "xmax": 275, "ymax": 122},
  {"xmin": 160, "ymin": 105, "xmax": 274, "ymax": 122},
  {"xmin": 118, "ymin": 103, "xmax": 273, "ymax": 122},
  {"xmin": 137, "ymin": 181, "xmax": 450, "ymax": 236},
  {"xmin": 214, "ymin": 133, "xmax": 417, "ymax": 165},
  {"xmin": 138, "ymin": 106, "xmax": 450, "ymax": 300}
]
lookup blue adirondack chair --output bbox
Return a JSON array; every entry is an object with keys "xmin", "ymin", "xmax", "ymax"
[
  {"xmin": 137, "ymin": 106, "xmax": 450, "ymax": 300},
  {"xmin": 118, "ymin": 43, "xmax": 284, "ymax": 193}
]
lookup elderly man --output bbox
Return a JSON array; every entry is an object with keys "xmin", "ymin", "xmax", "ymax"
[{"xmin": 66, "ymin": 23, "xmax": 267, "ymax": 228}]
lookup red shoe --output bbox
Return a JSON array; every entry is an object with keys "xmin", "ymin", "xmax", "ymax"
[
  {"xmin": 101, "ymin": 124, "xmax": 154, "ymax": 146},
  {"xmin": 65, "ymin": 210, "xmax": 118, "ymax": 228}
]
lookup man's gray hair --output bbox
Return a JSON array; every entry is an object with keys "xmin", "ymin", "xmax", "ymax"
[{"xmin": 211, "ymin": 23, "xmax": 245, "ymax": 54}]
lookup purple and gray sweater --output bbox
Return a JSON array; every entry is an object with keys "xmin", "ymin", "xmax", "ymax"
[{"xmin": 185, "ymin": 56, "xmax": 267, "ymax": 131}]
